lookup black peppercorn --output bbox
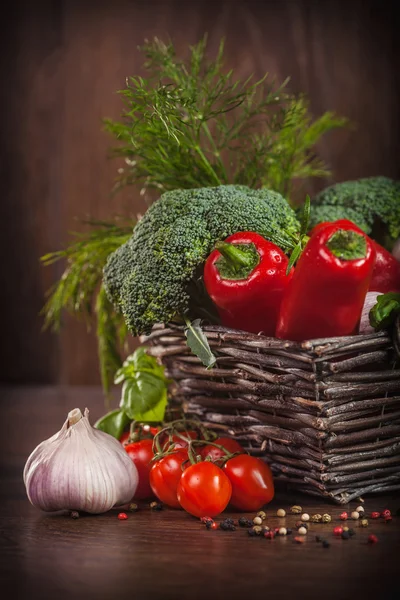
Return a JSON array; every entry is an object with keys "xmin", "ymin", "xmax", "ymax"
[
  {"xmin": 341, "ymin": 531, "xmax": 350, "ymax": 540},
  {"xmin": 348, "ymin": 528, "xmax": 356, "ymax": 537},
  {"xmin": 322, "ymin": 540, "xmax": 330, "ymax": 548},
  {"xmin": 248, "ymin": 528, "xmax": 257, "ymax": 537},
  {"xmin": 150, "ymin": 502, "xmax": 163, "ymax": 511},
  {"xmin": 239, "ymin": 517, "xmax": 253, "ymax": 528},
  {"xmin": 286, "ymin": 528, "xmax": 292, "ymax": 535}
]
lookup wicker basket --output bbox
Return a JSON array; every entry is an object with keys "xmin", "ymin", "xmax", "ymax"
[{"xmin": 145, "ymin": 319, "xmax": 400, "ymax": 504}]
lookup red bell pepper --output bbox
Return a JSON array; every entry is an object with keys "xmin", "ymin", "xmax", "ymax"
[
  {"xmin": 203, "ymin": 232, "xmax": 293, "ymax": 335},
  {"xmin": 311, "ymin": 220, "xmax": 400, "ymax": 293},
  {"xmin": 276, "ymin": 222, "xmax": 376, "ymax": 341}
]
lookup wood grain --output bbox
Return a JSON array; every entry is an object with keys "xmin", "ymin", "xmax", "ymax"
[
  {"xmin": 1, "ymin": 0, "xmax": 399, "ymax": 385},
  {"xmin": 1, "ymin": 386, "xmax": 399, "ymax": 600}
]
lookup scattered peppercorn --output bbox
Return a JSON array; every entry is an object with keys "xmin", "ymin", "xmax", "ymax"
[
  {"xmin": 264, "ymin": 531, "xmax": 275, "ymax": 539},
  {"xmin": 381, "ymin": 509, "xmax": 391, "ymax": 518},
  {"xmin": 360, "ymin": 519, "xmax": 369, "ymax": 528},
  {"xmin": 277, "ymin": 509, "xmax": 286, "ymax": 517},
  {"xmin": 333, "ymin": 526, "xmax": 343, "ymax": 537},
  {"xmin": 294, "ymin": 536, "xmax": 305, "ymax": 544},
  {"xmin": 351, "ymin": 511, "xmax": 360, "ymax": 520},
  {"xmin": 205, "ymin": 519, "xmax": 216, "ymax": 529},
  {"xmin": 238, "ymin": 517, "xmax": 253, "ymax": 528},
  {"xmin": 274, "ymin": 527, "xmax": 280, "ymax": 534},
  {"xmin": 150, "ymin": 501, "xmax": 163, "ymax": 511},
  {"xmin": 368, "ymin": 534, "xmax": 378, "ymax": 544},
  {"xmin": 348, "ymin": 529, "xmax": 356, "ymax": 537},
  {"xmin": 341, "ymin": 531, "xmax": 350, "ymax": 540},
  {"xmin": 290, "ymin": 505, "xmax": 302, "ymax": 514},
  {"xmin": 211, "ymin": 521, "xmax": 218, "ymax": 530},
  {"xmin": 200, "ymin": 516, "xmax": 213, "ymax": 524},
  {"xmin": 311, "ymin": 514, "xmax": 322, "ymax": 523},
  {"xmin": 356, "ymin": 505, "xmax": 364, "ymax": 514},
  {"xmin": 322, "ymin": 540, "xmax": 330, "ymax": 548},
  {"xmin": 118, "ymin": 512, "xmax": 128, "ymax": 520},
  {"xmin": 248, "ymin": 528, "xmax": 257, "ymax": 537},
  {"xmin": 301, "ymin": 513, "xmax": 310, "ymax": 522},
  {"xmin": 263, "ymin": 526, "xmax": 270, "ymax": 533},
  {"xmin": 322, "ymin": 514, "xmax": 332, "ymax": 523},
  {"xmin": 384, "ymin": 516, "xmax": 393, "ymax": 523},
  {"xmin": 278, "ymin": 527, "xmax": 287, "ymax": 536},
  {"xmin": 342, "ymin": 526, "xmax": 349, "ymax": 532},
  {"xmin": 220, "ymin": 519, "xmax": 236, "ymax": 531},
  {"xmin": 286, "ymin": 528, "xmax": 293, "ymax": 535},
  {"xmin": 252, "ymin": 525, "xmax": 263, "ymax": 535},
  {"xmin": 253, "ymin": 516, "xmax": 263, "ymax": 526},
  {"xmin": 340, "ymin": 512, "xmax": 348, "ymax": 521},
  {"xmin": 129, "ymin": 503, "xmax": 139, "ymax": 512},
  {"xmin": 70, "ymin": 511, "xmax": 79, "ymax": 519},
  {"xmin": 298, "ymin": 526, "xmax": 308, "ymax": 536},
  {"xmin": 257, "ymin": 511, "xmax": 267, "ymax": 520},
  {"xmin": 370, "ymin": 512, "xmax": 380, "ymax": 519}
]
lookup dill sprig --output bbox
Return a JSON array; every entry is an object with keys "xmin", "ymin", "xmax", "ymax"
[
  {"xmin": 104, "ymin": 36, "xmax": 347, "ymax": 200},
  {"xmin": 41, "ymin": 219, "xmax": 134, "ymax": 393}
]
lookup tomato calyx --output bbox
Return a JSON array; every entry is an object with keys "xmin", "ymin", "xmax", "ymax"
[
  {"xmin": 120, "ymin": 421, "xmax": 161, "ymax": 446},
  {"xmin": 186, "ymin": 439, "xmax": 242, "ymax": 467}
]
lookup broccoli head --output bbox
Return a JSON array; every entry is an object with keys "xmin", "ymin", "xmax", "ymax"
[
  {"xmin": 309, "ymin": 176, "xmax": 400, "ymax": 248},
  {"xmin": 103, "ymin": 185, "xmax": 300, "ymax": 335}
]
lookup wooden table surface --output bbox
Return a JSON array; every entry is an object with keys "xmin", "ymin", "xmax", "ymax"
[{"xmin": 1, "ymin": 386, "xmax": 399, "ymax": 600}]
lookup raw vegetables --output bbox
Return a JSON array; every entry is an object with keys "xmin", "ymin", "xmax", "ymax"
[
  {"xmin": 203, "ymin": 232, "xmax": 294, "ymax": 335},
  {"xmin": 149, "ymin": 450, "xmax": 188, "ymax": 509},
  {"xmin": 223, "ymin": 455, "xmax": 275, "ymax": 511},
  {"xmin": 176, "ymin": 461, "xmax": 232, "ymax": 518},
  {"xmin": 276, "ymin": 223, "xmax": 376, "ymax": 341},
  {"xmin": 311, "ymin": 220, "xmax": 400, "ymax": 293},
  {"xmin": 125, "ymin": 439, "xmax": 155, "ymax": 500}
]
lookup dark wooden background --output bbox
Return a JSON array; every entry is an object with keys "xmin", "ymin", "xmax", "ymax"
[{"xmin": 1, "ymin": 0, "xmax": 399, "ymax": 386}]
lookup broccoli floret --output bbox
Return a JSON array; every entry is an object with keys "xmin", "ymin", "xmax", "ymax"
[
  {"xmin": 103, "ymin": 184, "xmax": 300, "ymax": 335},
  {"xmin": 309, "ymin": 176, "xmax": 400, "ymax": 248}
]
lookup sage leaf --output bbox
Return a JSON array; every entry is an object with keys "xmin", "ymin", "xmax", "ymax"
[
  {"xmin": 94, "ymin": 409, "xmax": 131, "ymax": 439},
  {"xmin": 184, "ymin": 318, "xmax": 216, "ymax": 369}
]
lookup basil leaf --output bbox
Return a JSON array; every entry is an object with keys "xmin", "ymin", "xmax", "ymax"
[
  {"xmin": 184, "ymin": 318, "xmax": 216, "ymax": 369},
  {"xmin": 94, "ymin": 409, "xmax": 131, "ymax": 439},
  {"xmin": 118, "ymin": 347, "xmax": 170, "ymax": 420},
  {"xmin": 130, "ymin": 388, "xmax": 168, "ymax": 423},
  {"xmin": 369, "ymin": 292, "xmax": 400, "ymax": 330}
]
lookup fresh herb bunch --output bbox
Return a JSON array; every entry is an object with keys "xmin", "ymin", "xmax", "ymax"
[
  {"xmin": 105, "ymin": 36, "xmax": 347, "ymax": 200},
  {"xmin": 41, "ymin": 219, "xmax": 134, "ymax": 393}
]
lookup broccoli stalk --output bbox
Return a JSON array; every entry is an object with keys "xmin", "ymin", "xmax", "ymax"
[{"xmin": 103, "ymin": 185, "xmax": 300, "ymax": 335}]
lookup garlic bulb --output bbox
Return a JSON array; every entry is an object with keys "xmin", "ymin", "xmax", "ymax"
[
  {"xmin": 359, "ymin": 291, "xmax": 381, "ymax": 334},
  {"xmin": 23, "ymin": 408, "xmax": 138, "ymax": 514}
]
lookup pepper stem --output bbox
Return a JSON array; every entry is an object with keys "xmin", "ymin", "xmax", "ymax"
[
  {"xmin": 68, "ymin": 408, "xmax": 83, "ymax": 426},
  {"xmin": 326, "ymin": 229, "xmax": 367, "ymax": 261},
  {"xmin": 215, "ymin": 241, "xmax": 259, "ymax": 280}
]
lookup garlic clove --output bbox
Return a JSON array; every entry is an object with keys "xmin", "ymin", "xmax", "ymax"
[{"xmin": 24, "ymin": 408, "xmax": 138, "ymax": 514}]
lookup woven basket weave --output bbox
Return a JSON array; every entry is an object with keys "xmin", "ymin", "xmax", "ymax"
[{"xmin": 145, "ymin": 319, "xmax": 400, "ymax": 504}]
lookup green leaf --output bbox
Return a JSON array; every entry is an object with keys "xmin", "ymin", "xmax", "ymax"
[
  {"xmin": 130, "ymin": 388, "xmax": 168, "ymax": 423},
  {"xmin": 117, "ymin": 347, "xmax": 170, "ymax": 420},
  {"xmin": 286, "ymin": 243, "xmax": 302, "ymax": 275},
  {"xmin": 184, "ymin": 318, "xmax": 216, "ymax": 369},
  {"xmin": 300, "ymin": 195, "xmax": 311, "ymax": 237},
  {"xmin": 94, "ymin": 409, "xmax": 131, "ymax": 439},
  {"xmin": 369, "ymin": 293, "xmax": 400, "ymax": 330}
]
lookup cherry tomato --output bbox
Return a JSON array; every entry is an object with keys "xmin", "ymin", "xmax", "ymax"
[
  {"xmin": 223, "ymin": 454, "xmax": 274, "ymax": 511},
  {"xmin": 162, "ymin": 430, "xmax": 199, "ymax": 450},
  {"xmin": 125, "ymin": 439, "xmax": 155, "ymax": 500},
  {"xmin": 119, "ymin": 431, "xmax": 130, "ymax": 446},
  {"xmin": 149, "ymin": 450, "xmax": 188, "ymax": 508},
  {"xmin": 177, "ymin": 461, "xmax": 232, "ymax": 518},
  {"xmin": 200, "ymin": 437, "xmax": 245, "ymax": 464}
]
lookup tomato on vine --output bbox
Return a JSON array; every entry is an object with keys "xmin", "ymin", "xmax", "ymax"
[
  {"xmin": 125, "ymin": 439, "xmax": 155, "ymax": 500},
  {"xmin": 223, "ymin": 454, "xmax": 274, "ymax": 511},
  {"xmin": 200, "ymin": 437, "xmax": 244, "ymax": 464},
  {"xmin": 149, "ymin": 450, "xmax": 188, "ymax": 508},
  {"xmin": 177, "ymin": 461, "xmax": 232, "ymax": 518}
]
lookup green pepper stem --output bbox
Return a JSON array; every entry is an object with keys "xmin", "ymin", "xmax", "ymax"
[
  {"xmin": 214, "ymin": 241, "xmax": 259, "ymax": 280},
  {"xmin": 326, "ymin": 229, "xmax": 367, "ymax": 261}
]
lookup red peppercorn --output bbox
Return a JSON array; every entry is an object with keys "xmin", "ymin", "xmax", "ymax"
[
  {"xmin": 368, "ymin": 534, "xmax": 378, "ymax": 544},
  {"xmin": 264, "ymin": 531, "xmax": 275, "ymax": 539},
  {"xmin": 340, "ymin": 512, "xmax": 348, "ymax": 521},
  {"xmin": 384, "ymin": 516, "xmax": 393, "ymax": 523},
  {"xmin": 294, "ymin": 536, "xmax": 305, "ymax": 544},
  {"xmin": 118, "ymin": 512, "xmax": 128, "ymax": 520},
  {"xmin": 200, "ymin": 516, "xmax": 213, "ymax": 524},
  {"xmin": 333, "ymin": 526, "xmax": 343, "ymax": 537},
  {"xmin": 381, "ymin": 509, "xmax": 391, "ymax": 518},
  {"xmin": 370, "ymin": 512, "xmax": 380, "ymax": 519},
  {"xmin": 211, "ymin": 522, "xmax": 218, "ymax": 530}
]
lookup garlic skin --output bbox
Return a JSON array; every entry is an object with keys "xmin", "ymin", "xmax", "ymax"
[
  {"xmin": 23, "ymin": 408, "xmax": 138, "ymax": 514},
  {"xmin": 359, "ymin": 291, "xmax": 381, "ymax": 334}
]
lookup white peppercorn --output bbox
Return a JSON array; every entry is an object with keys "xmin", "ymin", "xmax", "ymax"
[
  {"xmin": 278, "ymin": 527, "xmax": 287, "ymax": 536},
  {"xmin": 298, "ymin": 526, "xmax": 308, "ymax": 535},
  {"xmin": 253, "ymin": 516, "xmax": 263, "ymax": 526},
  {"xmin": 276, "ymin": 509, "xmax": 286, "ymax": 517},
  {"xmin": 301, "ymin": 513, "xmax": 310, "ymax": 522},
  {"xmin": 351, "ymin": 511, "xmax": 360, "ymax": 520}
]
